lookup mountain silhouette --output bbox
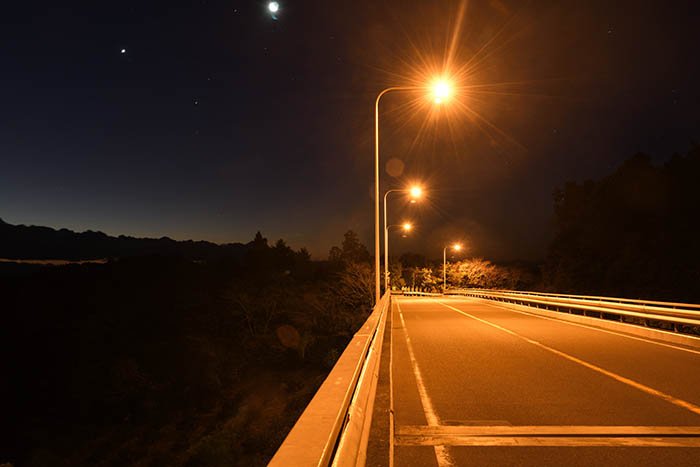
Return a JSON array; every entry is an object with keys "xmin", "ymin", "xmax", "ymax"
[{"xmin": 0, "ymin": 218, "xmax": 249, "ymax": 261}]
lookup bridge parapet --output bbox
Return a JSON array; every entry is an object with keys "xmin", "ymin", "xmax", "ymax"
[
  {"xmin": 269, "ymin": 292, "xmax": 390, "ymax": 466},
  {"xmin": 450, "ymin": 288, "xmax": 700, "ymax": 344}
]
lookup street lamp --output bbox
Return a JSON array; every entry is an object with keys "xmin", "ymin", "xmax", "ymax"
[
  {"xmin": 383, "ymin": 186, "xmax": 423, "ymax": 292},
  {"xmin": 385, "ymin": 221, "xmax": 413, "ymax": 291},
  {"xmin": 443, "ymin": 243, "xmax": 462, "ymax": 293},
  {"xmin": 374, "ymin": 79, "xmax": 453, "ymax": 303}
]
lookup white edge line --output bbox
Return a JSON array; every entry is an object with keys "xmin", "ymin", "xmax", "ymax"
[
  {"xmin": 389, "ymin": 299, "xmax": 394, "ymax": 467},
  {"xmin": 396, "ymin": 298, "xmax": 454, "ymax": 467}
]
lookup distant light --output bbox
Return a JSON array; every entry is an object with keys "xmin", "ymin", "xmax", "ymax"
[
  {"xmin": 268, "ymin": 2, "xmax": 280, "ymax": 13},
  {"xmin": 402, "ymin": 222, "xmax": 413, "ymax": 232},
  {"xmin": 452, "ymin": 243, "xmax": 462, "ymax": 251},
  {"xmin": 120, "ymin": 48, "xmax": 126, "ymax": 54}
]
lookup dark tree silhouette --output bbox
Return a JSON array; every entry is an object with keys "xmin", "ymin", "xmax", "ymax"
[
  {"xmin": 543, "ymin": 145, "xmax": 700, "ymax": 302},
  {"xmin": 328, "ymin": 230, "xmax": 370, "ymax": 264}
]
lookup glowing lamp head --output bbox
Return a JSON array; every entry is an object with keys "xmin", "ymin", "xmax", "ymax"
[
  {"xmin": 409, "ymin": 186, "xmax": 423, "ymax": 200},
  {"xmin": 268, "ymin": 1, "xmax": 279, "ymax": 13},
  {"xmin": 431, "ymin": 80, "xmax": 452, "ymax": 104},
  {"xmin": 402, "ymin": 222, "xmax": 413, "ymax": 232},
  {"xmin": 452, "ymin": 243, "xmax": 462, "ymax": 251}
]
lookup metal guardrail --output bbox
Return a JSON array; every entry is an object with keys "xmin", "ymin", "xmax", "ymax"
[
  {"xmin": 395, "ymin": 290, "xmax": 441, "ymax": 297},
  {"xmin": 448, "ymin": 289, "xmax": 700, "ymax": 337},
  {"xmin": 269, "ymin": 292, "xmax": 391, "ymax": 466}
]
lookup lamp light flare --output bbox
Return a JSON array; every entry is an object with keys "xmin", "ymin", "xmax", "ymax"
[
  {"xmin": 452, "ymin": 243, "xmax": 462, "ymax": 251},
  {"xmin": 409, "ymin": 186, "xmax": 423, "ymax": 200},
  {"xmin": 402, "ymin": 222, "xmax": 413, "ymax": 232},
  {"xmin": 268, "ymin": 1, "xmax": 279, "ymax": 13},
  {"xmin": 431, "ymin": 80, "xmax": 452, "ymax": 104}
]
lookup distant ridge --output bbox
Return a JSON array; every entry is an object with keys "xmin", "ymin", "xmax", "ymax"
[{"xmin": 0, "ymin": 218, "xmax": 249, "ymax": 261}]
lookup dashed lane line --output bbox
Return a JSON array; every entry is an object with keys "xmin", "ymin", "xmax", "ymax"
[
  {"xmin": 435, "ymin": 300, "xmax": 700, "ymax": 418},
  {"xmin": 453, "ymin": 296, "xmax": 700, "ymax": 356}
]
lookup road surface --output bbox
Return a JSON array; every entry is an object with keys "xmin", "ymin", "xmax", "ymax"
[{"xmin": 389, "ymin": 296, "xmax": 700, "ymax": 466}]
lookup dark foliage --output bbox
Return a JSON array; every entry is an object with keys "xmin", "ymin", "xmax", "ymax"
[
  {"xmin": 543, "ymin": 145, "xmax": 700, "ymax": 302},
  {"xmin": 328, "ymin": 230, "xmax": 371, "ymax": 265},
  {"xmin": 1, "ymin": 231, "xmax": 373, "ymax": 466}
]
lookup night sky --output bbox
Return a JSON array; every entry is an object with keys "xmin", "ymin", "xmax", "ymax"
[{"xmin": 2, "ymin": 0, "xmax": 699, "ymax": 260}]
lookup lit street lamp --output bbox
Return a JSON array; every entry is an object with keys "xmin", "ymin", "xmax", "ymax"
[
  {"xmin": 383, "ymin": 185, "xmax": 423, "ymax": 292},
  {"xmin": 374, "ymin": 79, "xmax": 453, "ymax": 302},
  {"xmin": 385, "ymin": 221, "xmax": 413, "ymax": 291},
  {"xmin": 431, "ymin": 79, "xmax": 452, "ymax": 104},
  {"xmin": 443, "ymin": 243, "xmax": 462, "ymax": 293}
]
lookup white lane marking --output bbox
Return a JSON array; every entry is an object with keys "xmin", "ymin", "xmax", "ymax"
[
  {"xmin": 396, "ymin": 299, "xmax": 454, "ymax": 466},
  {"xmin": 389, "ymin": 301, "xmax": 395, "ymax": 467},
  {"xmin": 435, "ymin": 300, "xmax": 700, "ymax": 418},
  {"xmin": 461, "ymin": 297, "xmax": 700, "ymax": 356}
]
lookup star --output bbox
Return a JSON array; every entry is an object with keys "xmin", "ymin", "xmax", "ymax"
[{"xmin": 120, "ymin": 48, "xmax": 127, "ymax": 54}]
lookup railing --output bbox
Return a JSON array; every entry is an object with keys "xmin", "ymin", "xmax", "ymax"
[
  {"xmin": 448, "ymin": 289, "xmax": 700, "ymax": 338},
  {"xmin": 269, "ymin": 292, "xmax": 391, "ymax": 466},
  {"xmin": 396, "ymin": 289, "xmax": 441, "ymax": 297}
]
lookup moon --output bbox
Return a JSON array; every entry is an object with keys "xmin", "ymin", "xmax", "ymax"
[{"xmin": 268, "ymin": 1, "xmax": 279, "ymax": 19}]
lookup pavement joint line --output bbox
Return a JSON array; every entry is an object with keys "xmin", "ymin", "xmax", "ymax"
[
  {"xmin": 462, "ymin": 297, "xmax": 700, "ymax": 356},
  {"xmin": 396, "ymin": 425, "xmax": 700, "ymax": 436},
  {"xmin": 396, "ymin": 299, "xmax": 454, "ymax": 467},
  {"xmin": 394, "ymin": 435, "xmax": 700, "ymax": 447},
  {"xmin": 434, "ymin": 299, "xmax": 700, "ymax": 418}
]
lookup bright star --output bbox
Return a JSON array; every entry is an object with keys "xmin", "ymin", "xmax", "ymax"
[{"xmin": 120, "ymin": 48, "xmax": 126, "ymax": 54}]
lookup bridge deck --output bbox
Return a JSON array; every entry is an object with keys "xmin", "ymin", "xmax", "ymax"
[{"xmin": 374, "ymin": 296, "xmax": 700, "ymax": 466}]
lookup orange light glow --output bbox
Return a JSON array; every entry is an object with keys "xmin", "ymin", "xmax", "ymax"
[
  {"xmin": 452, "ymin": 243, "xmax": 462, "ymax": 251},
  {"xmin": 431, "ymin": 79, "xmax": 452, "ymax": 104},
  {"xmin": 409, "ymin": 185, "xmax": 423, "ymax": 199},
  {"xmin": 402, "ymin": 222, "xmax": 413, "ymax": 232}
]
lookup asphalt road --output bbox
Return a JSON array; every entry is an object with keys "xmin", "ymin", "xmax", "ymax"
[{"xmin": 390, "ymin": 296, "xmax": 700, "ymax": 466}]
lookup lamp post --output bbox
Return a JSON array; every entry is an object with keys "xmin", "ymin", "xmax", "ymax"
[
  {"xmin": 443, "ymin": 243, "xmax": 462, "ymax": 293},
  {"xmin": 383, "ymin": 186, "xmax": 422, "ymax": 292},
  {"xmin": 373, "ymin": 80, "xmax": 452, "ymax": 303}
]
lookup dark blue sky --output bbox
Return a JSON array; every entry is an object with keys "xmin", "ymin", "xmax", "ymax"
[{"xmin": 2, "ymin": 1, "xmax": 699, "ymax": 260}]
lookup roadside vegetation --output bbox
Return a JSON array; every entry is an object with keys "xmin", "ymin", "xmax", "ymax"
[{"xmin": 1, "ymin": 231, "xmax": 374, "ymax": 467}]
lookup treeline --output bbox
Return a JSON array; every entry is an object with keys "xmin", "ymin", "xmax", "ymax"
[
  {"xmin": 389, "ymin": 255, "xmax": 540, "ymax": 292},
  {"xmin": 544, "ymin": 145, "xmax": 700, "ymax": 302},
  {"xmin": 1, "ymin": 231, "xmax": 375, "ymax": 467}
]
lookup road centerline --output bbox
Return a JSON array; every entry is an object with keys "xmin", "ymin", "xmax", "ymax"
[
  {"xmin": 468, "ymin": 297, "xmax": 700, "ymax": 356},
  {"xmin": 434, "ymin": 299, "xmax": 700, "ymax": 418}
]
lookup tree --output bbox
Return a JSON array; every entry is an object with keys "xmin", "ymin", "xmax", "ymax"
[
  {"xmin": 327, "ymin": 231, "xmax": 375, "ymax": 306},
  {"xmin": 328, "ymin": 230, "xmax": 370, "ymax": 264},
  {"xmin": 388, "ymin": 261, "xmax": 405, "ymax": 290}
]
